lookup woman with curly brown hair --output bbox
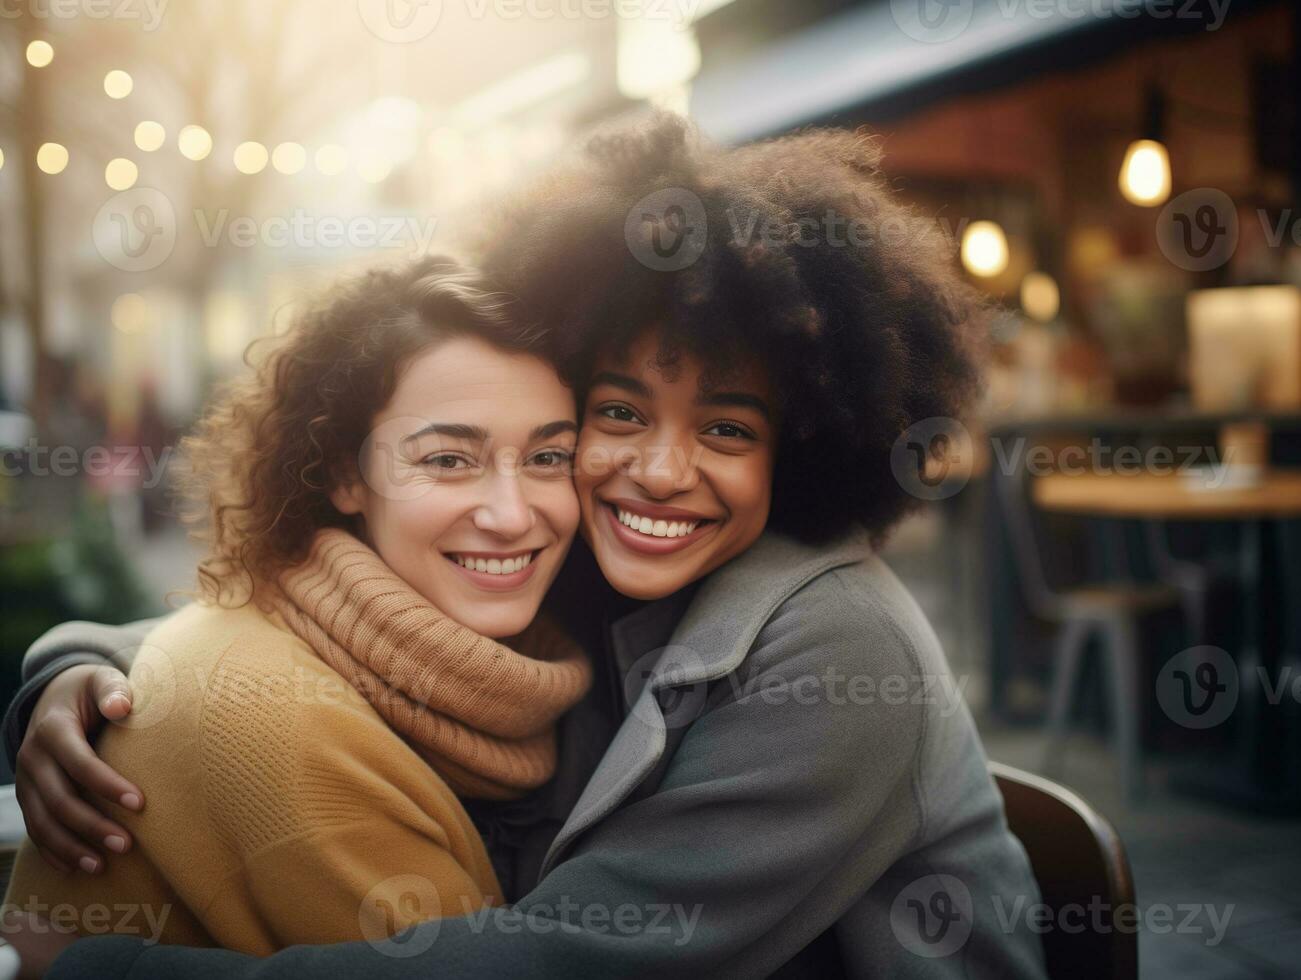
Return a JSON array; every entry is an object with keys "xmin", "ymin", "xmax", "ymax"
[
  {"xmin": 7, "ymin": 118, "xmax": 1046, "ymax": 978},
  {"xmin": 2, "ymin": 256, "xmax": 593, "ymax": 953}
]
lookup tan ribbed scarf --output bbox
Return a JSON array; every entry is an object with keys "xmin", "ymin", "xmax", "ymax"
[{"xmin": 271, "ymin": 528, "xmax": 591, "ymax": 800}]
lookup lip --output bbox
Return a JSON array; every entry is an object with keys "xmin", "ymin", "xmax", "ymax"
[
  {"xmin": 601, "ymin": 501, "xmax": 718, "ymax": 556},
  {"xmin": 444, "ymin": 549, "xmax": 542, "ymax": 592}
]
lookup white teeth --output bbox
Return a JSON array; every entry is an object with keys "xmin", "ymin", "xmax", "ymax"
[
  {"xmin": 616, "ymin": 508, "xmax": 701, "ymax": 538},
  {"xmin": 452, "ymin": 552, "xmax": 533, "ymax": 575}
]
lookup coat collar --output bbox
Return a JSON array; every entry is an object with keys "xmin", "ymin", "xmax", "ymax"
[{"xmin": 538, "ymin": 528, "xmax": 873, "ymax": 878}]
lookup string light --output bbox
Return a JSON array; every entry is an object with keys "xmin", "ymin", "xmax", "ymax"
[
  {"xmin": 233, "ymin": 141, "xmax": 268, "ymax": 174},
  {"xmin": 36, "ymin": 143, "xmax": 68, "ymax": 175},
  {"xmin": 272, "ymin": 142, "xmax": 306, "ymax": 175},
  {"xmin": 105, "ymin": 158, "xmax": 138, "ymax": 191},
  {"xmin": 26, "ymin": 41, "xmax": 54, "ymax": 68},
  {"xmin": 104, "ymin": 70, "xmax": 134, "ymax": 99},
  {"xmin": 356, "ymin": 148, "xmax": 392, "ymax": 184},
  {"xmin": 315, "ymin": 144, "xmax": 348, "ymax": 175},
  {"xmin": 134, "ymin": 121, "xmax": 165, "ymax": 152},
  {"xmin": 178, "ymin": 125, "xmax": 213, "ymax": 161}
]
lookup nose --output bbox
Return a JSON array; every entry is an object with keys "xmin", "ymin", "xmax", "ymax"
[
  {"xmin": 622, "ymin": 431, "xmax": 700, "ymax": 500},
  {"xmin": 472, "ymin": 470, "xmax": 536, "ymax": 539}
]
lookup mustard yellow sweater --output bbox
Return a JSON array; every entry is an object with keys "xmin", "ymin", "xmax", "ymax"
[{"xmin": 4, "ymin": 601, "xmax": 503, "ymax": 954}]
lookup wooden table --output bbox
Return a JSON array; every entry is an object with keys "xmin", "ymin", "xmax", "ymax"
[
  {"xmin": 1034, "ymin": 468, "xmax": 1301, "ymax": 811},
  {"xmin": 1034, "ymin": 470, "xmax": 1301, "ymax": 520}
]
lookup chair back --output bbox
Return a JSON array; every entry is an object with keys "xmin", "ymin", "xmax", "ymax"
[{"xmin": 990, "ymin": 762, "xmax": 1138, "ymax": 980}]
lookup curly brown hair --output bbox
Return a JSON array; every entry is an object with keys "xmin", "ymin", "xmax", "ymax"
[
  {"xmin": 479, "ymin": 114, "xmax": 986, "ymax": 544},
  {"xmin": 177, "ymin": 256, "xmax": 540, "ymax": 605}
]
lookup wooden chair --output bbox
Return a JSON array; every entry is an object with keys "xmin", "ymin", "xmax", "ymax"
[{"xmin": 991, "ymin": 762, "xmax": 1138, "ymax": 980}]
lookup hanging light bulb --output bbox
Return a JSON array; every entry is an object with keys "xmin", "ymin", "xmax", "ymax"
[
  {"xmin": 961, "ymin": 221, "xmax": 1009, "ymax": 278},
  {"xmin": 1119, "ymin": 86, "xmax": 1171, "ymax": 207}
]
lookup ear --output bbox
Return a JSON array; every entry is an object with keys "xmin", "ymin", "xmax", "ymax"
[{"xmin": 329, "ymin": 474, "xmax": 366, "ymax": 516}]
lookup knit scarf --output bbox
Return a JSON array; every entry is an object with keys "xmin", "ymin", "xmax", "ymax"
[{"xmin": 271, "ymin": 528, "xmax": 591, "ymax": 800}]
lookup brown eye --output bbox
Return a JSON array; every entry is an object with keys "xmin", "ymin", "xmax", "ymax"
[
  {"xmin": 704, "ymin": 421, "xmax": 755, "ymax": 440},
  {"xmin": 597, "ymin": 404, "xmax": 641, "ymax": 424}
]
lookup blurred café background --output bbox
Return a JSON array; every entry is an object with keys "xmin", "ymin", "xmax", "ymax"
[{"xmin": 1, "ymin": 0, "xmax": 1299, "ymax": 976}]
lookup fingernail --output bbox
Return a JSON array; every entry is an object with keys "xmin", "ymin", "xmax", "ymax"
[
  {"xmin": 104, "ymin": 835, "xmax": 127, "ymax": 853},
  {"xmin": 79, "ymin": 856, "xmax": 99, "ymax": 874},
  {"xmin": 106, "ymin": 693, "xmax": 130, "ymax": 709},
  {"xmin": 120, "ymin": 793, "xmax": 142, "ymax": 810}
]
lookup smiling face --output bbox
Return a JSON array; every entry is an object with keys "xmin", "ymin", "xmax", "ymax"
[
  {"xmin": 331, "ymin": 334, "xmax": 579, "ymax": 638},
  {"xmin": 575, "ymin": 330, "xmax": 777, "ymax": 600}
]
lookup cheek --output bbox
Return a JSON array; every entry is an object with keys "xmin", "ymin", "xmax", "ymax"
[
  {"xmin": 369, "ymin": 488, "xmax": 468, "ymax": 550},
  {"xmin": 718, "ymin": 453, "xmax": 775, "ymax": 532},
  {"xmin": 540, "ymin": 481, "xmax": 582, "ymax": 538}
]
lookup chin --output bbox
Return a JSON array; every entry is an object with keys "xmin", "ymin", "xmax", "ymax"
[{"xmin": 464, "ymin": 605, "xmax": 537, "ymax": 639}]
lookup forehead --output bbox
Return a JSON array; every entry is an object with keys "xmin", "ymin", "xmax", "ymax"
[
  {"xmin": 592, "ymin": 330, "xmax": 771, "ymax": 397},
  {"xmin": 384, "ymin": 335, "xmax": 574, "ymax": 427}
]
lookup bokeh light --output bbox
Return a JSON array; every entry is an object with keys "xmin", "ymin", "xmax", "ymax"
[
  {"xmin": 178, "ymin": 125, "xmax": 213, "ymax": 161},
  {"xmin": 105, "ymin": 158, "xmax": 139, "ymax": 191},
  {"xmin": 36, "ymin": 143, "xmax": 69, "ymax": 175},
  {"xmin": 25, "ymin": 41, "xmax": 54, "ymax": 68},
  {"xmin": 104, "ymin": 70, "xmax": 134, "ymax": 99},
  {"xmin": 134, "ymin": 121, "xmax": 166, "ymax": 152}
]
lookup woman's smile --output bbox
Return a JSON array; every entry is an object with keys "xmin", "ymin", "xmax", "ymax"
[{"xmin": 599, "ymin": 499, "xmax": 719, "ymax": 555}]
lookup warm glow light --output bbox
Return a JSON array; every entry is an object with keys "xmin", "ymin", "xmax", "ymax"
[
  {"xmin": 111, "ymin": 293, "xmax": 151, "ymax": 334},
  {"xmin": 233, "ymin": 141, "xmax": 268, "ymax": 174},
  {"xmin": 356, "ymin": 149, "xmax": 392, "ymax": 184},
  {"xmin": 26, "ymin": 41, "xmax": 54, "ymax": 68},
  {"xmin": 105, "ymin": 158, "xmax": 138, "ymax": 191},
  {"xmin": 1021, "ymin": 272, "xmax": 1061, "ymax": 323},
  {"xmin": 1119, "ymin": 139, "xmax": 1171, "ymax": 206},
  {"xmin": 272, "ymin": 142, "xmax": 306, "ymax": 175},
  {"xmin": 0, "ymin": 148, "xmax": 5, "ymax": 172},
  {"xmin": 36, "ymin": 143, "xmax": 68, "ymax": 175},
  {"xmin": 427, "ymin": 128, "xmax": 466, "ymax": 163},
  {"xmin": 617, "ymin": 18, "xmax": 700, "ymax": 101},
  {"xmin": 134, "ymin": 121, "xmax": 165, "ymax": 152},
  {"xmin": 178, "ymin": 125, "xmax": 212, "ymax": 161},
  {"xmin": 961, "ymin": 221, "xmax": 1009, "ymax": 278},
  {"xmin": 452, "ymin": 53, "xmax": 590, "ymax": 127},
  {"xmin": 104, "ymin": 70, "xmax": 134, "ymax": 99},
  {"xmin": 314, "ymin": 143, "xmax": 348, "ymax": 175}
]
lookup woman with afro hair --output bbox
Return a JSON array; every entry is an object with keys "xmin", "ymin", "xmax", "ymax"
[{"xmin": 7, "ymin": 116, "xmax": 1046, "ymax": 979}]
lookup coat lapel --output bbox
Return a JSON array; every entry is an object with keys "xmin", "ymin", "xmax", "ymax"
[{"xmin": 538, "ymin": 530, "xmax": 872, "ymax": 879}]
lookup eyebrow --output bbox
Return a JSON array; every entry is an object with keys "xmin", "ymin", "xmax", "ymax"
[
  {"xmin": 401, "ymin": 420, "xmax": 577, "ymax": 445},
  {"xmin": 696, "ymin": 391, "xmax": 772, "ymax": 421},
  {"xmin": 589, "ymin": 371, "xmax": 652, "ymax": 399},
  {"xmin": 590, "ymin": 371, "xmax": 772, "ymax": 421}
]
